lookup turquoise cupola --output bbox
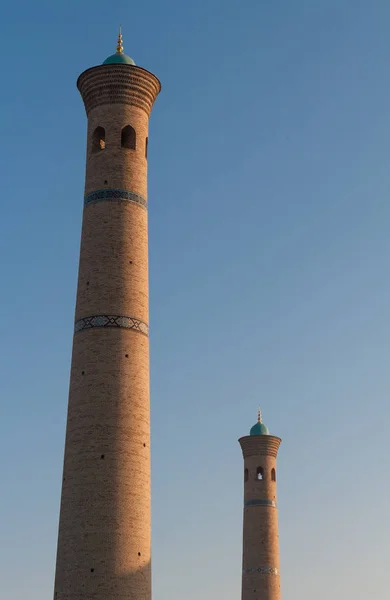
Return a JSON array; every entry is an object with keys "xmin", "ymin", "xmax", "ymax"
[
  {"xmin": 103, "ymin": 28, "xmax": 136, "ymax": 66},
  {"xmin": 249, "ymin": 410, "xmax": 270, "ymax": 436}
]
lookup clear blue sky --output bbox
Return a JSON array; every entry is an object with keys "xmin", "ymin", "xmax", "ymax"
[{"xmin": 1, "ymin": 1, "xmax": 390, "ymax": 598}]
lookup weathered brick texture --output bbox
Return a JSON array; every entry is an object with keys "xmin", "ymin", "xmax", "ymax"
[{"xmin": 53, "ymin": 62, "xmax": 160, "ymax": 600}]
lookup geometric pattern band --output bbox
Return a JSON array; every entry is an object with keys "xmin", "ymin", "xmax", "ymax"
[
  {"xmin": 244, "ymin": 499, "xmax": 277, "ymax": 508},
  {"xmin": 244, "ymin": 567, "xmax": 279, "ymax": 575},
  {"xmin": 84, "ymin": 189, "xmax": 147, "ymax": 209},
  {"xmin": 75, "ymin": 315, "xmax": 149, "ymax": 336}
]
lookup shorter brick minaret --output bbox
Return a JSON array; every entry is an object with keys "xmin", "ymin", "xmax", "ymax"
[{"xmin": 239, "ymin": 410, "xmax": 282, "ymax": 600}]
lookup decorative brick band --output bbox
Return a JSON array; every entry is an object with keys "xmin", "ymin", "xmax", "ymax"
[
  {"xmin": 84, "ymin": 189, "xmax": 147, "ymax": 209},
  {"xmin": 77, "ymin": 64, "xmax": 161, "ymax": 116},
  {"xmin": 75, "ymin": 315, "xmax": 148, "ymax": 336},
  {"xmin": 239, "ymin": 435, "xmax": 282, "ymax": 458},
  {"xmin": 244, "ymin": 499, "xmax": 277, "ymax": 508},
  {"xmin": 244, "ymin": 567, "xmax": 279, "ymax": 575}
]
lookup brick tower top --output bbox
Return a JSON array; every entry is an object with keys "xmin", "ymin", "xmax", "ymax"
[
  {"xmin": 77, "ymin": 29, "xmax": 161, "ymax": 117},
  {"xmin": 239, "ymin": 409, "xmax": 281, "ymax": 458}
]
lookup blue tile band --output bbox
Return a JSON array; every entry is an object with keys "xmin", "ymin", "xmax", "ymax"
[
  {"xmin": 75, "ymin": 315, "xmax": 148, "ymax": 336},
  {"xmin": 244, "ymin": 567, "xmax": 279, "ymax": 575},
  {"xmin": 244, "ymin": 499, "xmax": 277, "ymax": 508},
  {"xmin": 84, "ymin": 189, "xmax": 147, "ymax": 209}
]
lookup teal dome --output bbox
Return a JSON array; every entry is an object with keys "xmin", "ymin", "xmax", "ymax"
[
  {"xmin": 250, "ymin": 421, "xmax": 270, "ymax": 436},
  {"xmin": 103, "ymin": 52, "xmax": 136, "ymax": 66}
]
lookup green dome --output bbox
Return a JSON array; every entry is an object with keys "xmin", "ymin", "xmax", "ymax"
[
  {"xmin": 103, "ymin": 52, "xmax": 136, "ymax": 66},
  {"xmin": 250, "ymin": 421, "xmax": 270, "ymax": 436}
]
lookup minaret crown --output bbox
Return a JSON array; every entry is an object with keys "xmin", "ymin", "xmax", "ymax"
[
  {"xmin": 103, "ymin": 27, "xmax": 136, "ymax": 65},
  {"xmin": 249, "ymin": 408, "xmax": 270, "ymax": 436}
]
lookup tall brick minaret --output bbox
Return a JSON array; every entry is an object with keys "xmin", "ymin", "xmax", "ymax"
[
  {"xmin": 53, "ymin": 30, "xmax": 160, "ymax": 600},
  {"xmin": 239, "ymin": 411, "xmax": 282, "ymax": 600}
]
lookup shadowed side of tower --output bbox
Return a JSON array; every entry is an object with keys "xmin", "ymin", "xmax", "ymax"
[
  {"xmin": 53, "ymin": 35, "xmax": 160, "ymax": 600},
  {"xmin": 239, "ymin": 412, "xmax": 282, "ymax": 600}
]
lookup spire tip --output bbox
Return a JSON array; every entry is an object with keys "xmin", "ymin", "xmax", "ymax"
[{"xmin": 116, "ymin": 25, "xmax": 124, "ymax": 54}]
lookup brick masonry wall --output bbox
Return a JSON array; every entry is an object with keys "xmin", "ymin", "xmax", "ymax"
[
  {"xmin": 53, "ymin": 65, "xmax": 159, "ymax": 600},
  {"xmin": 239, "ymin": 436, "xmax": 282, "ymax": 600}
]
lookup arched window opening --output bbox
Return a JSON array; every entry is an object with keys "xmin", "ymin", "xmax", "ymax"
[
  {"xmin": 244, "ymin": 468, "xmax": 249, "ymax": 482},
  {"xmin": 257, "ymin": 467, "xmax": 264, "ymax": 481},
  {"xmin": 145, "ymin": 137, "xmax": 149, "ymax": 159},
  {"xmin": 92, "ymin": 126, "xmax": 105, "ymax": 152},
  {"xmin": 121, "ymin": 125, "xmax": 136, "ymax": 150},
  {"xmin": 271, "ymin": 468, "xmax": 276, "ymax": 482}
]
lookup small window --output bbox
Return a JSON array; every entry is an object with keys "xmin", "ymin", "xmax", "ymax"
[
  {"xmin": 92, "ymin": 126, "xmax": 105, "ymax": 152},
  {"xmin": 244, "ymin": 468, "xmax": 249, "ymax": 482},
  {"xmin": 145, "ymin": 137, "xmax": 149, "ymax": 159},
  {"xmin": 271, "ymin": 468, "xmax": 276, "ymax": 481},
  {"xmin": 121, "ymin": 125, "xmax": 136, "ymax": 150},
  {"xmin": 257, "ymin": 467, "xmax": 264, "ymax": 481}
]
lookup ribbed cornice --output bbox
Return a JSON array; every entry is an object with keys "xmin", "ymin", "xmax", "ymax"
[
  {"xmin": 77, "ymin": 64, "xmax": 161, "ymax": 116},
  {"xmin": 238, "ymin": 435, "xmax": 282, "ymax": 458}
]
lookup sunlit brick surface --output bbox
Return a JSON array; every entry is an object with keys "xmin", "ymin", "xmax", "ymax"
[{"xmin": 53, "ymin": 62, "xmax": 160, "ymax": 600}]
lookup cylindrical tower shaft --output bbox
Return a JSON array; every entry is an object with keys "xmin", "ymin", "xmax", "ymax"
[
  {"xmin": 54, "ymin": 49, "xmax": 160, "ymax": 600},
  {"xmin": 239, "ymin": 419, "xmax": 282, "ymax": 600}
]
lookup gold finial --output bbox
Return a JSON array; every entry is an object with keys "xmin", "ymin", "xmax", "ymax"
[
  {"xmin": 116, "ymin": 25, "xmax": 124, "ymax": 54},
  {"xmin": 258, "ymin": 408, "xmax": 262, "ymax": 423}
]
